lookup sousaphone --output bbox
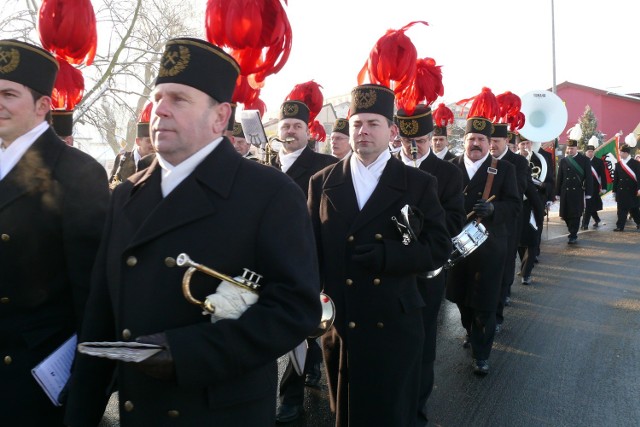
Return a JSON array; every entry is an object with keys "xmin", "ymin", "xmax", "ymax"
[{"xmin": 519, "ymin": 90, "xmax": 568, "ymax": 143}]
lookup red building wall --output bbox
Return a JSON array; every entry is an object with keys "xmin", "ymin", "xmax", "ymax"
[{"xmin": 555, "ymin": 82, "xmax": 640, "ymax": 144}]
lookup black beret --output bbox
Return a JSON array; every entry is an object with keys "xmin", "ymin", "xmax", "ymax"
[
  {"xmin": 396, "ymin": 105, "xmax": 434, "ymax": 138},
  {"xmin": 465, "ymin": 117, "xmax": 494, "ymax": 139},
  {"xmin": 0, "ymin": 39, "xmax": 59, "ymax": 96},
  {"xmin": 155, "ymin": 38, "xmax": 239, "ymax": 103},
  {"xmin": 349, "ymin": 84, "xmax": 395, "ymax": 121}
]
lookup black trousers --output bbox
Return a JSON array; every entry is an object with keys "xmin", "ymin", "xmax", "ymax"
[
  {"xmin": 616, "ymin": 205, "xmax": 640, "ymax": 229},
  {"xmin": 564, "ymin": 216, "xmax": 580, "ymax": 239},
  {"xmin": 518, "ymin": 245, "xmax": 537, "ymax": 279},
  {"xmin": 457, "ymin": 304, "xmax": 496, "ymax": 360},
  {"xmin": 582, "ymin": 207, "xmax": 601, "ymax": 227},
  {"xmin": 279, "ymin": 338, "xmax": 322, "ymax": 405}
]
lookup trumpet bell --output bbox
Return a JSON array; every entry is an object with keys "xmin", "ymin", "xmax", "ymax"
[
  {"xmin": 310, "ymin": 292, "xmax": 336, "ymax": 338},
  {"xmin": 520, "ymin": 90, "xmax": 568, "ymax": 143}
]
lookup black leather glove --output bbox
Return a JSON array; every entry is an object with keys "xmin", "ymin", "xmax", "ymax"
[
  {"xmin": 135, "ymin": 332, "xmax": 176, "ymax": 381},
  {"xmin": 473, "ymin": 199, "xmax": 495, "ymax": 219},
  {"xmin": 352, "ymin": 243, "xmax": 385, "ymax": 272},
  {"xmin": 405, "ymin": 205, "xmax": 424, "ymax": 238}
]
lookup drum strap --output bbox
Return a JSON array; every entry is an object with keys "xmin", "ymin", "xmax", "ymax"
[{"xmin": 481, "ymin": 157, "xmax": 498, "ymax": 200}]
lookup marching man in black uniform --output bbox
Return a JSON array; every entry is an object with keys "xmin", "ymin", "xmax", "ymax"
[
  {"xmin": 556, "ymin": 138, "xmax": 593, "ymax": 243},
  {"xmin": 308, "ymin": 84, "xmax": 451, "ymax": 426},
  {"xmin": 0, "ymin": 39, "xmax": 109, "ymax": 427},
  {"xmin": 582, "ymin": 143, "xmax": 608, "ymax": 229},
  {"xmin": 396, "ymin": 104, "xmax": 465, "ymax": 425},
  {"xmin": 65, "ymin": 38, "xmax": 321, "ymax": 427},
  {"xmin": 445, "ymin": 89, "xmax": 521, "ymax": 376},
  {"xmin": 612, "ymin": 143, "xmax": 640, "ymax": 231}
]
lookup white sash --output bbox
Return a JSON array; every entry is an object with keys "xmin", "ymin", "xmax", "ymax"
[{"xmin": 620, "ymin": 158, "xmax": 637, "ymax": 182}]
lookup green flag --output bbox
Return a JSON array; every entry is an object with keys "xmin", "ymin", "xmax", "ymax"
[{"xmin": 593, "ymin": 136, "xmax": 618, "ymax": 193}]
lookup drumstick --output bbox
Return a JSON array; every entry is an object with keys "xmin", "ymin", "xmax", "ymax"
[{"xmin": 466, "ymin": 195, "xmax": 496, "ymax": 220}]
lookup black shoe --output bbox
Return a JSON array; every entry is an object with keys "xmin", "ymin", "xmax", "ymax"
[
  {"xmin": 495, "ymin": 323, "xmax": 502, "ymax": 333},
  {"xmin": 581, "ymin": 225, "xmax": 588, "ymax": 231},
  {"xmin": 276, "ymin": 404, "xmax": 304, "ymax": 423},
  {"xmin": 593, "ymin": 222, "xmax": 600, "ymax": 228},
  {"xmin": 522, "ymin": 276, "xmax": 531, "ymax": 285},
  {"xmin": 568, "ymin": 237, "xmax": 577, "ymax": 244},
  {"xmin": 505, "ymin": 296, "xmax": 511, "ymax": 306},
  {"xmin": 614, "ymin": 228, "xmax": 624, "ymax": 232},
  {"xmin": 636, "ymin": 224, "xmax": 640, "ymax": 230},
  {"xmin": 305, "ymin": 363, "xmax": 322, "ymax": 389},
  {"xmin": 534, "ymin": 256, "xmax": 539, "ymax": 264},
  {"xmin": 462, "ymin": 334, "xmax": 471, "ymax": 349},
  {"xmin": 472, "ymin": 359, "xmax": 490, "ymax": 376}
]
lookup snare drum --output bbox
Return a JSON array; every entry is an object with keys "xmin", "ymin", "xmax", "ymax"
[{"xmin": 445, "ymin": 221, "xmax": 489, "ymax": 269}]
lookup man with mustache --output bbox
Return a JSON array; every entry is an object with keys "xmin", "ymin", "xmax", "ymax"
[{"xmin": 446, "ymin": 110, "xmax": 521, "ymax": 376}]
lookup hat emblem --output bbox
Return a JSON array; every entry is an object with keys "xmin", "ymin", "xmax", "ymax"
[
  {"xmin": 472, "ymin": 119, "xmax": 486, "ymax": 131},
  {"xmin": 0, "ymin": 47, "xmax": 20, "ymax": 74},
  {"xmin": 400, "ymin": 119, "xmax": 419, "ymax": 136},
  {"xmin": 233, "ymin": 122, "xmax": 242, "ymax": 135},
  {"xmin": 335, "ymin": 120, "xmax": 347, "ymax": 131},
  {"xmin": 353, "ymin": 89, "xmax": 377, "ymax": 109},
  {"xmin": 159, "ymin": 46, "xmax": 190, "ymax": 77},
  {"xmin": 283, "ymin": 103, "xmax": 299, "ymax": 117}
]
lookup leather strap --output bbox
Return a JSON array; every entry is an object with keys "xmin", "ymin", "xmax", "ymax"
[{"xmin": 481, "ymin": 157, "xmax": 498, "ymax": 200}]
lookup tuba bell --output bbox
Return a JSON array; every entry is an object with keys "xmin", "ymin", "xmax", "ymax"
[
  {"xmin": 519, "ymin": 90, "xmax": 568, "ymax": 143},
  {"xmin": 176, "ymin": 253, "xmax": 335, "ymax": 337}
]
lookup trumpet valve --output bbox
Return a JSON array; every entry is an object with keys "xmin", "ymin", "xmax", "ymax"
[{"xmin": 234, "ymin": 269, "xmax": 262, "ymax": 291}]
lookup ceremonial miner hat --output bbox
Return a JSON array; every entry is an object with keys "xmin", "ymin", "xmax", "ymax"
[
  {"xmin": 332, "ymin": 118, "xmax": 349, "ymax": 136},
  {"xmin": 585, "ymin": 144, "xmax": 596, "ymax": 151},
  {"xmin": 349, "ymin": 84, "xmax": 395, "ymax": 122},
  {"xmin": 566, "ymin": 139, "xmax": 578, "ymax": 147},
  {"xmin": 227, "ymin": 103, "xmax": 237, "ymax": 132},
  {"xmin": 279, "ymin": 100, "xmax": 310, "ymax": 124},
  {"xmin": 137, "ymin": 101, "xmax": 152, "ymax": 138},
  {"xmin": 232, "ymin": 121, "xmax": 245, "ymax": 138},
  {"xmin": 0, "ymin": 39, "xmax": 59, "ymax": 96},
  {"xmin": 464, "ymin": 88, "xmax": 499, "ymax": 139},
  {"xmin": 51, "ymin": 110, "xmax": 73, "ymax": 137},
  {"xmin": 396, "ymin": 104, "xmax": 434, "ymax": 138},
  {"xmin": 155, "ymin": 38, "xmax": 239, "ymax": 103},
  {"xmin": 492, "ymin": 123, "xmax": 509, "ymax": 138},
  {"xmin": 508, "ymin": 131, "xmax": 517, "ymax": 145},
  {"xmin": 433, "ymin": 103, "xmax": 454, "ymax": 137},
  {"xmin": 620, "ymin": 143, "xmax": 631, "ymax": 153},
  {"xmin": 519, "ymin": 134, "xmax": 528, "ymax": 143}
]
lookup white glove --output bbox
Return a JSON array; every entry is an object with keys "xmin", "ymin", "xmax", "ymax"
[{"xmin": 203, "ymin": 280, "xmax": 259, "ymax": 322}]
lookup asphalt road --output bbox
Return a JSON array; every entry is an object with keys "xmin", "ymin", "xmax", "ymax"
[{"xmin": 99, "ymin": 207, "xmax": 640, "ymax": 426}]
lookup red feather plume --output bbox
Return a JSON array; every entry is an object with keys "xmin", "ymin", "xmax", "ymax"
[
  {"xmin": 138, "ymin": 101, "xmax": 153, "ymax": 123},
  {"xmin": 466, "ymin": 87, "xmax": 500, "ymax": 121},
  {"xmin": 396, "ymin": 57, "xmax": 443, "ymax": 115},
  {"xmin": 285, "ymin": 81, "xmax": 324, "ymax": 124},
  {"xmin": 309, "ymin": 120, "xmax": 326, "ymax": 142},
  {"xmin": 496, "ymin": 91, "xmax": 521, "ymax": 122},
  {"xmin": 51, "ymin": 58, "xmax": 84, "ymax": 110},
  {"xmin": 433, "ymin": 103, "xmax": 454, "ymax": 127},
  {"xmin": 357, "ymin": 21, "xmax": 429, "ymax": 95},
  {"xmin": 508, "ymin": 111, "xmax": 525, "ymax": 131},
  {"xmin": 205, "ymin": 0, "xmax": 292, "ymax": 86},
  {"xmin": 38, "ymin": 0, "xmax": 97, "ymax": 65}
]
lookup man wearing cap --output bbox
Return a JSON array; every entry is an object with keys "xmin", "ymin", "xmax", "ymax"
[
  {"xmin": 555, "ymin": 140, "xmax": 593, "ymax": 243},
  {"xmin": 582, "ymin": 144, "xmax": 607, "ymax": 229},
  {"xmin": 445, "ymin": 116, "xmax": 520, "ymax": 376},
  {"xmin": 274, "ymin": 100, "xmax": 337, "ymax": 198},
  {"xmin": 330, "ymin": 118, "xmax": 351, "ymax": 160},
  {"xmin": 612, "ymin": 144, "xmax": 640, "ymax": 231},
  {"xmin": 231, "ymin": 122, "xmax": 258, "ymax": 161},
  {"xmin": 108, "ymin": 114, "xmax": 155, "ymax": 188},
  {"xmin": 0, "ymin": 39, "xmax": 109, "ymax": 426},
  {"xmin": 308, "ymin": 84, "xmax": 451, "ymax": 426},
  {"xmin": 490, "ymin": 124, "xmax": 528, "ymax": 331},
  {"xmin": 432, "ymin": 124, "xmax": 456, "ymax": 161},
  {"xmin": 396, "ymin": 104, "xmax": 465, "ymax": 425},
  {"xmin": 51, "ymin": 109, "xmax": 75, "ymax": 146},
  {"xmin": 65, "ymin": 38, "xmax": 321, "ymax": 426}
]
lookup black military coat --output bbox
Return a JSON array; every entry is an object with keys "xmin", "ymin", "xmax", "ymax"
[
  {"xmin": 108, "ymin": 150, "xmax": 136, "ymax": 186},
  {"xmin": 556, "ymin": 153, "xmax": 593, "ymax": 219},
  {"xmin": 308, "ymin": 156, "xmax": 451, "ymax": 427},
  {"xmin": 0, "ymin": 128, "xmax": 108, "ymax": 426},
  {"xmin": 445, "ymin": 155, "xmax": 521, "ymax": 311},
  {"xmin": 520, "ymin": 180, "xmax": 546, "ymax": 247},
  {"xmin": 65, "ymin": 140, "xmax": 321, "ymax": 427},
  {"xmin": 586, "ymin": 156, "xmax": 607, "ymax": 211},
  {"xmin": 613, "ymin": 158, "xmax": 640, "ymax": 209},
  {"xmin": 530, "ymin": 149, "xmax": 556, "ymax": 203},
  {"xmin": 284, "ymin": 146, "xmax": 337, "ymax": 198},
  {"xmin": 441, "ymin": 149, "xmax": 456, "ymax": 161}
]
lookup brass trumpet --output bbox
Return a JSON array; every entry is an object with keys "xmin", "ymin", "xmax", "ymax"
[
  {"xmin": 262, "ymin": 136, "xmax": 295, "ymax": 165},
  {"xmin": 176, "ymin": 253, "xmax": 335, "ymax": 337}
]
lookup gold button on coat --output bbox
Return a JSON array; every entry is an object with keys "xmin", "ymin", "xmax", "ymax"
[
  {"xmin": 122, "ymin": 329, "xmax": 131, "ymax": 340},
  {"xmin": 345, "ymin": 279, "xmax": 353, "ymax": 286},
  {"xmin": 374, "ymin": 233, "xmax": 382, "ymax": 240},
  {"xmin": 347, "ymin": 235, "xmax": 355, "ymax": 242},
  {"xmin": 1, "ymin": 234, "xmax": 9, "ymax": 242},
  {"xmin": 348, "ymin": 321, "xmax": 356, "ymax": 329},
  {"xmin": 4, "ymin": 355, "xmax": 12, "ymax": 365},
  {"xmin": 1, "ymin": 297, "xmax": 9, "ymax": 304},
  {"xmin": 373, "ymin": 278, "xmax": 381, "ymax": 286},
  {"xmin": 164, "ymin": 257, "xmax": 176, "ymax": 267},
  {"xmin": 167, "ymin": 410, "xmax": 180, "ymax": 418},
  {"xmin": 376, "ymin": 322, "xmax": 384, "ymax": 328},
  {"xmin": 126, "ymin": 256, "xmax": 137, "ymax": 267},
  {"xmin": 123, "ymin": 401, "xmax": 134, "ymax": 412}
]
